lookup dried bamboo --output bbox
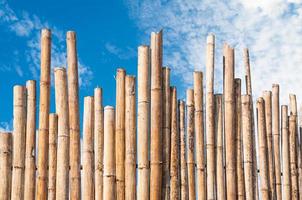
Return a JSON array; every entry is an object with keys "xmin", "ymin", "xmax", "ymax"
[
  {"xmin": 125, "ymin": 76, "xmax": 136, "ymax": 200},
  {"xmin": 0, "ymin": 132, "xmax": 12, "ymax": 200},
  {"xmin": 150, "ymin": 30, "xmax": 163, "ymax": 200},
  {"xmin": 137, "ymin": 45, "xmax": 150, "ymax": 200},
  {"xmin": 54, "ymin": 68, "xmax": 70, "ymax": 200},
  {"xmin": 24, "ymin": 80, "xmax": 36, "ymax": 200},
  {"xmin": 103, "ymin": 106, "xmax": 116, "ymax": 200},
  {"xmin": 36, "ymin": 28, "xmax": 51, "ymax": 200}
]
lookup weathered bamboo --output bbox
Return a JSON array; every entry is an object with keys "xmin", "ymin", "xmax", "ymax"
[
  {"xmin": 257, "ymin": 97, "xmax": 270, "ymax": 200},
  {"xmin": 103, "ymin": 106, "xmax": 116, "ymax": 200},
  {"xmin": 170, "ymin": 87, "xmax": 179, "ymax": 200},
  {"xmin": 150, "ymin": 30, "xmax": 163, "ymax": 200},
  {"xmin": 94, "ymin": 87, "xmax": 104, "ymax": 200},
  {"xmin": 242, "ymin": 95, "xmax": 254, "ymax": 200},
  {"xmin": 11, "ymin": 85, "xmax": 27, "ymax": 200},
  {"xmin": 36, "ymin": 28, "xmax": 51, "ymax": 200},
  {"xmin": 215, "ymin": 94, "xmax": 225, "ymax": 200},
  {"xmin": 125, "ymin": 76, "xmax": 136, "ymax": 200},
  {"xmin": 137, "ymin": 45, "xmax": 150, "ymax": 200},
  {"xmin": 67, "ymin": 31, "xmax": 81, "ymax": 200},
  {"xmin": 54, "ymin": 68, "xmax": 70, "ymax": 200},
  {"xmin": 162, "ymin": 67, "xmax": 171, "ymax": 200},
  {"xmin": 24, "ymin": 80, "xmax": 36, "ymax": 200},
  {"xmin": 0, "ymin": 132, "xmax": 12, "ymax": 200},
  {"xmin": 48, "ymin": 114, "xmax": 58, "ymax": 200},
  {"xmin": 115, "ymin": 68, "xmax": 126, "ymax": 200},
  {"xmin": 299, "ymin": 115, "xmax": 302, "ymax": 200},
  {"xmin": 83, "ymin": 96, "xmax": 95, "ymax": 200}
]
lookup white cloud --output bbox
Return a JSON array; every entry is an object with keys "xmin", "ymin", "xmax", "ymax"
[{"xmin": 105, "ymin": 42, "xmax": 136, "ymax": 60}]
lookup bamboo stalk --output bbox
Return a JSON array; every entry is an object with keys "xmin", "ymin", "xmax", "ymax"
[
  {"xmin": 137, "ymin": 45, "xmax": 150, "ymax": 200},
  {"xmin": 54, "ymin": 68, "xmax": 70, "ymax": 200},
  {"xmin": 150, "ymin": 30, "xmax": 163, "ymax": 200},
  {"xmin": 11, "ymin": 85, "xmax": 27, "ymax": 200},
  {"xmin": 83, "ymin": 96, "xmax": 95, "ymax": 200},
  {"xmin": 36, "ymin": 28, "xmax": 51, "ymax": 200},
  {"xmin": 125, "ymin": 76, "xmax": 136, "ymax": 200},
  {"xmin": 103, "ymin": 106, "xmax": 116, "ymax": 200},
  {"xmin": 67, "ymin": 31, "xmax": 81, "ymax": 200},
  {"xmin": 0, "ymin": 132, "xmax": 12, "ymax": 200},
  {"xmin": 299, "ymin": 116, "xmax": 302, "ymax": 200},
  {"xmin": 24, "ymin": 80, "xmax": 36, "ymax": 200}
]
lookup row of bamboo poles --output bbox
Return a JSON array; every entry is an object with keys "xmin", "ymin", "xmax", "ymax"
[{"xmin": 0, "ymin": 28, "xmax": 302, "ymax": 200}]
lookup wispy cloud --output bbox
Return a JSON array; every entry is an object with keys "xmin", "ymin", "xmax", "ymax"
[{"xmin": 105, "ymin": 42, "xmax": 136, "ymax": 60}]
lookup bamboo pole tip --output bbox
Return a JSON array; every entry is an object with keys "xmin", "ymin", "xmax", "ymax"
[
  {"xmin": 263, "ymin": 90, "xmax": 272, "ymax": 96},
  {"xmin": 66, "ymin": 31, "xmax": 76, "ymax": 40},
  {"xmin": 94, "ymin": 87, "xmax": 102, "ymax": 93},
  {"xmin": 162, "ymin": 66, "xmax": 171, "ymax": 71},
  {"xmin": 54, "ymin": 67, "xmax": 66, "ymax": 73},
  {"xmin": 186, "ymin": 89, "xmax": 194, "ymax": 105},
  {"xmin": 151, "ymin": 29, "xmax": 163, "ymax": 36},
  {"xmin": 235, "ymin": 78, "xmax": 241, "ymax": 83},
  {"xmin": 289, "ymin": 93, "xmax": 296, "ymax": 98},
  {"xmin": 0, "ymin": 131, "xmax": 12, "ymax": 136},
  {"xmin": 104, "ymin": 105, "xmax": 114, "ymax": 110},
  {"xmin": 193, "ymin": 70, "xmax": 203, "ymax": 76},
  {"xmin": 257, "ymin": 97, "xmax": 264, "ymax": 104},
  {"xmin": 13, "ymin": 85, "xmax": 25, "ymax": 91},
  {"xmin": 41, "ymin": 28, "xmax": 51, "ymax": 37},
  {"xmin": 116, "ymin": 68, "xmax": 126, "ymax": 74},
  {"xmin": 281, "ymin": 105, "xmax": 288, "ymax": 111},
  {"xmin": 207, "ymin": 34, "xmax": 215, "ymax": 44},
  {"xmin": 126, "ymin": 75, "xmax": 136, "ymax": 79},
  {"xmin": 49, "ymin": 113, "xmax": 58, "ymax": 117},
  {"xmin": 138, "ymin": 45, "xmax": 149, "ymax": 49},
  {"xmin": 272, "ymin": 83, "xmax": 279, "ymax": 88},
  {"xmin": 26, "ymin": 80, "xmax": 36, "ymax": 85}
]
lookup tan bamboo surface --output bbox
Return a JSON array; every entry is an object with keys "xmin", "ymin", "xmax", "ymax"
[{"xmin": 0, "ymin": 132, "xmax": 12, "ymax": 200}]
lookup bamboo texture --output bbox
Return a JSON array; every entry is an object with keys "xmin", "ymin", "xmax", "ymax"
[{"xmin": 0, "ymin": 132, "xmax": 12, "ymax": 200}]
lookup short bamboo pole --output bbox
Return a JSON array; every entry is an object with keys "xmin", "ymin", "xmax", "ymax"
[
  {"xmin": 125, "ymin": 76, "xmax": 136, "ymax": 200},
  {"xmin": 94, "ymin": 87, "xmax": 104, "ymax": 200},
  {"xmin": 257, "ymin": 97, "xmax": 270, "ymax": 200},
  {"xmin": 215, "ymin": 94, "xmax": 225, "ymax": 200},
  {"xmin": 24, "ymin": 80, "xmax": 37, "ymax": 200},
  {"xmin": 103, "ymin": 106, "xmax": 116, "ymax": 200},
  {"xmin": 170, "ymin": 87, "xmax": 179, "ymax": 200},
  {"xmin": 48, "ymin": 114, "xmax": 58, "ymax": 200},
  {"xmin": 54, "ymin": 68, "xmax": 70, "ymax": 200},
  {"xmin": 137, "ymin": 45, "xmax": 150, "ymax": 200},
  {"xmin": 36, "ymin": 28, "xmax": 51, "ymax": 200},
  {"xmin": 0, "ymin": 132, "xmax": 12, "ymax": 200},
  {"xmin": 115, "ymin": 68, "xmax": 126, "ymax": 200},
  {"xmin": 83, "ymin": 96, "xmax": 95, "ymax": 200},
  {"xmin": 67, "ymin": 31, "xmax": 81, "ymax": 200},
  {"xmin": 150, "ymin": 30, "xmax": 163, "ymax": 200},
  {"xmin": 11, "ymin": 85, "xmax": 27, "ymax": 200}
]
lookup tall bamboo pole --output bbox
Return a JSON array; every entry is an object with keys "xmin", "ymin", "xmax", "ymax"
[
  {"xmin": 11, "ymin": 85, "xmax": 27, "ymax": 200},
  {"xmin": 115, "ymin": 68, "xmax": 126, "ymax": 200},
  {"xmin": 48, "ymin": 114, "xmax": 58, "ymax": 200},
  {"xmin": 103, "ymin": 106, "xmax": 116, "ymax": 200},
  {"xmin": 215, "ymin": 94, "xmax": 225, "ymax": 200},
  {"xmin": 83, "ymin": 96, "xmax": 95, "ymax": 200},
  {"xmin": 137, "ymin": 45, "xmax": 150, "ymax": 200},
  {"xmin": 150, "ymin": 30, "xmax": 163, "ymax": 200},
  {"xmin": 0, "ymin": 132, "xmax": 12, "ymax": 200},
  {"xmin": 54, "ymin": 68, "xmax": 70, "ymax": 200},
  {"xmin": 94, "ymin": 87, "xmax": 104, "ymax": 200},
  {"xmin": 125, "ymin": 76, "xmax": 136, "ymax": 200},
  {"xmin": 67, "ymin": 31, "xmax": 81, "ymax": 200},
  {"xmin": 24, "ymin": 80, "xmax": 36, "ymax": 200},
  {"xmin": 36, "ymin": 28, "xmax": 51, "ymax": 200}
]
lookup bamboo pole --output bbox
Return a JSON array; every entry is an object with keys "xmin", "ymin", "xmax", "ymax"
[
  {"xmin": 94, "ymin": 87, "xmax": 104, "ymax": 200},
  {"xmin": 137, "ymin": 45, "xmax": 150, "ymax": 200},
  {"xmin": 48, "ymin": 114, "xmax": 58, "ymax": 200},
  {"xmin": 103, "ymin": 106, "xmax": 116, "ymax": 200},
  {"xmin": 150, "ymin": 30, "xmax": 163, "ymax": 200},
  {"xmin": 299, "ymin": 114, "xmax": 302, "ymax": 200},
  {"xmin": 54, "ymin": 68, "xmax": 70, "ymax": 200},
  {"xmin": 257, "ymin": 97, "xmax": 270, "ymax": 200},
  {"xmin": 11, "ymin": 85, "xmax": 27, "ymax": 200},
  {"xmin": 24, "ymin": 80, "xmax": 36, "ymax": 200},
  {"xmin": 215, "ymin": 94, "xmax": 225, "ymax": 200},
  {"xmin": 115, "ymin": 68, "xmax": 126, "ymax": 200},
  {"xmin": 67, "ymin": 31, "xmax": 81, "ymax": 200},
  {"xmin": 0, "ymin": 132, "xmax": 12, "ymax": 200},
  {"xmin": 36, "ymin": 28, "xmax": 51, "ymax": 200},
  {"xmin": 83, "ymin": 96, "xmax": 95, "ymax": 200}
]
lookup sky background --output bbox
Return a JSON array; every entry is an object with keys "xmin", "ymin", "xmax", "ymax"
[{"xmin": 0, "ymin": 0, "xmax": 302, "ymax": 132}]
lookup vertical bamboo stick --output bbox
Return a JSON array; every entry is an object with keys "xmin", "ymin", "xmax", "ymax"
[
  {"xmin": 103, "ymin": 106, "xmax": 116, "ymax": 200},
  {"xmin": 0, "ymin": 132, "xmax": 12, "ymax": 200},
  {"xmin": 83, "ymin": 96, "xmax": 95, "ymax": 200},
  {"xmin": 36, "ymin": 28, "xmax": 51, "ymax": 200},
  {"xmin": 24, "ymin": 80, "xmax": 36, "ymax": 200},
  {"xmin": 150, "ymin": 30, "xmax": 163, "ymax": 200},
  {"xmin": 67, "ymin": 31, "xmax": 81, "ymax": 200},
  {"xmin": 124, "ymin": 76, "xmax": 136, "ymax": 200},
  {"xmin": 48, "ymin": 114, "xmax": 58, "ymax": 200},
  {"xmin": 11, "ymin": 85, "xmax": 27, "ymax": 200},
  {"xmin": 215, "ymin": 94, "xmax": 225, "ymax": 200},
  {"xmin": 94, "ymin": 87, "xmax": 104, "ymax": 200},
  {"xmin": 54, "ymin": 68, "xmax": 70, "ymax": 200},
  {"xmin": 115, "ymin": 68, "xmax": 126, "ymax": 200},
  {"xmin": 137, "ymin": 45, "xmax": 150, "ymax": 200},
  {"xmin": 299, "ymin": 118, "xmax": 302, "ymax": 200}
]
